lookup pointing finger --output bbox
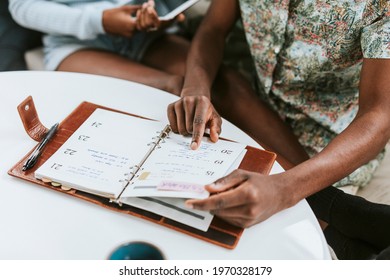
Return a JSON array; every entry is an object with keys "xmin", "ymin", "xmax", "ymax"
[{"xmin": 191, "ymin": 101, "xmax": 209, "ymax": 150}]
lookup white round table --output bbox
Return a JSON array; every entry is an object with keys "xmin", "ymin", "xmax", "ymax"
[{"xmin": 0, "ymin": 71, "xmax": 331, "ymax": 259}]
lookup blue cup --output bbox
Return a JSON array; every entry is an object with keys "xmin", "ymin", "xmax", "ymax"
[{"xmin": 108, "ymin": 241, "xmax": 165, "ymax": 260}]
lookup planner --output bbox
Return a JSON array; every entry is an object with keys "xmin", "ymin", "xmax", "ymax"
[
  {"xmin": 34, "ymin": 108, "xmax": 247, "ymax": 231},
  {"xmin": 9, "ymin": 97, "xmax": 277, "ymax": 249}
]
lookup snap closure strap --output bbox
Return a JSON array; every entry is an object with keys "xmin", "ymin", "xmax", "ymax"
[{"xmin": 17, "ymin": 96, "xmax": 48, "ymax": 142}]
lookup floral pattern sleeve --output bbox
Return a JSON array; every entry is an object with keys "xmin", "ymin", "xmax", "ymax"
[
  {"xmin": 238, "ymin": 0, "xmax": 389, "ymax": 188},
  {"xmin": 361, "ymin": 4, "xmax": 390, "ymax": 58}
]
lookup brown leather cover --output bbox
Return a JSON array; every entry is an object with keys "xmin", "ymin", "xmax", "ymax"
[
  {"xmin": 8, "ymin": 99, "xmax": 277, "ymax": 249},
  {"xmin": 17, "ymin": 96, "xmax": 48, "ymax": 141}
]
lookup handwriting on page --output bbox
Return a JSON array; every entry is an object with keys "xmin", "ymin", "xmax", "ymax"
[
  {"xmin": 35, "ymin": 109, "xmax": 166, "ymax": 196},
  {"xmin": 56, "ymin": 146, "xmax": 132, "ymax": 180},
  {"xmin": 87, "ymin": 149, "xmax": 130, "ymax": 168},
  {"xmin": 157, "ymin": 180, "xmax": 206, "ymax": 193},
  {"xmin": 125, "ymin": 132, "xmax": 246, "ymax": 199},
  {"xmin": 151, "ymin": 139, "xmax": 234, "ymax": 179}
]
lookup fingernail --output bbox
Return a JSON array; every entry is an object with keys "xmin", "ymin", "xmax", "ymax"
[
  {"xmin": 208, "ymin": 183, "xmax": 221, "ymax": 191},
  {"xmin": 190, "ymin": 141, "xmax": 197, "ymax": 150}
]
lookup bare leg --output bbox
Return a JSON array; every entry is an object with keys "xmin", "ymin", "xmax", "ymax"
[
  {"xmin": 57, "ymin": 34, "xmax": 190, "ymax": 95},
  {"xmin": 141, "ymin": 34, "xmax": 190, "ymax": 77}
]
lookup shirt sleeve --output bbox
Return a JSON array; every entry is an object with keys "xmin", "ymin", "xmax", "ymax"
[
  {"xmin": 8, "ymin": 0, "xmax": 105, "ymax": 40},
  {"xmin": 361, "ymin": 8, "xmax": 390, "ymax": 59}
]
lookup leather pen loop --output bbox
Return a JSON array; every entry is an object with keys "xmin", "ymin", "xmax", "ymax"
[{"xmin": 17, "ymin": 96, "xmax": 48, "ymax": 142}]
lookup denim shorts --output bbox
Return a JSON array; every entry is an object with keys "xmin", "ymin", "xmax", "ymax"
[{"xmin": 43, "ymin": 30, "xmax": 163, "ymax": 70}]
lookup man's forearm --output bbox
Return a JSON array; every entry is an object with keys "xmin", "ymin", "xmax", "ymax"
[
  {"xmin": 279, "ymin": 58, "xmax": 390, "ymax": 205},
  {"xmin": 181, "ymin": 0, "xmax": 239, "ymax": 97},
  {"xmin": 182, "ymin": 29, "xmax": 226, "ymax": 97},
  {"xmin": 282, "ymin": 110, "xmax": 390, "ymax": 205}
]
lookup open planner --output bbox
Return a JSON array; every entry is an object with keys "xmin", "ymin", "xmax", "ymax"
[
  {"xmin": 9, "ymin": 97, "xmax": 277, "ymax": 249},
  {"xmin": 34, "ymin": 108, "xmax": 247, "ymax": 232}
]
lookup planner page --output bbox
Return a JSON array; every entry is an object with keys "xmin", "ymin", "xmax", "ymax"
[
  {"xmin": 121, "ymin": 133, "xmax": 246, "ymax": 199},
  {"xmin": 120, "ymin": 148, "xmax": 247, "ymax": 231},
  {"xmin": 35, "ymin": 109, "xmax": 164, "ymax": 198}
]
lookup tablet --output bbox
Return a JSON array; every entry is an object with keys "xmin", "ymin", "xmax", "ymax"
[
  {"xmin": 158, "ymin": 0, "xmax": 199, "ymax": 21},
  {"xmin": 128, "ymin": 0, "xmax": 200, "ymax": 21}
]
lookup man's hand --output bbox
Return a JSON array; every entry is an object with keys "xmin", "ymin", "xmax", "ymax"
[
  {"xmin": 167, "ymin": 95, "xmax": 222, "ymax": 150},
  {"xmin": 102, "ymin": 5, "xmax": 141, "ymax": 37},
  {"xmin": 185, "ymin": 170, "xmax": 290, "ymax": 228}
]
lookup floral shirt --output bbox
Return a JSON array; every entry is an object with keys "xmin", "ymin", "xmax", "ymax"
[{"xmin": 239, "ymin": 0, "xmax": 390, "ymax": 187}]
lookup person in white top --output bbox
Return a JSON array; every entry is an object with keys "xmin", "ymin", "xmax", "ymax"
[{"xmin": 9, "ymin": 0, "xmax": 189, "ymax": 95}]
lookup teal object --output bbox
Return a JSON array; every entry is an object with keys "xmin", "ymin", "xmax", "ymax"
[{"xmin": 108, "ymin": 242, "xmax": 164, "ymax": 260}]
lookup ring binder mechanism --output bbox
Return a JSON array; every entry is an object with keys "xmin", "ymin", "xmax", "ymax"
[
  {"xmin": 9, "ymin": 99, "xmax": 276, "ymax": 249},
  {"xmin": 116, "ymin": 125, "xmax": 172, "ymax": 202}
]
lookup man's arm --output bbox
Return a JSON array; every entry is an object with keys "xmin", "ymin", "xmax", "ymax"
[
  {"xmin": 287, "ymin": 58, "xmax": 390, "ymax": 201},
  {"xmin": 167, "ymin": 0, "xmax": 240, "ymax": 149},
  {"xmin": 186, "ymin": 58, "xmax": 390, "ymax": 228}
]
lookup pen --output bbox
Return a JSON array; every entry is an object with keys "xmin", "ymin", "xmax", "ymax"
[{"xmin": 22, "ymin": 123, "xmax": 59, "ymax": 171}]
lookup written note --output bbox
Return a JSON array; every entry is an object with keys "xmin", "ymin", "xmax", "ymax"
[{"xmin": 157, "ymin": 180, "xmax": 206, "ymax": 193}]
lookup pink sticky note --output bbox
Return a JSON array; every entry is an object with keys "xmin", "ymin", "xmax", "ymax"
[{"xmin": 157, "ymin": 180, "xmax": 205, "ymax": 193}]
